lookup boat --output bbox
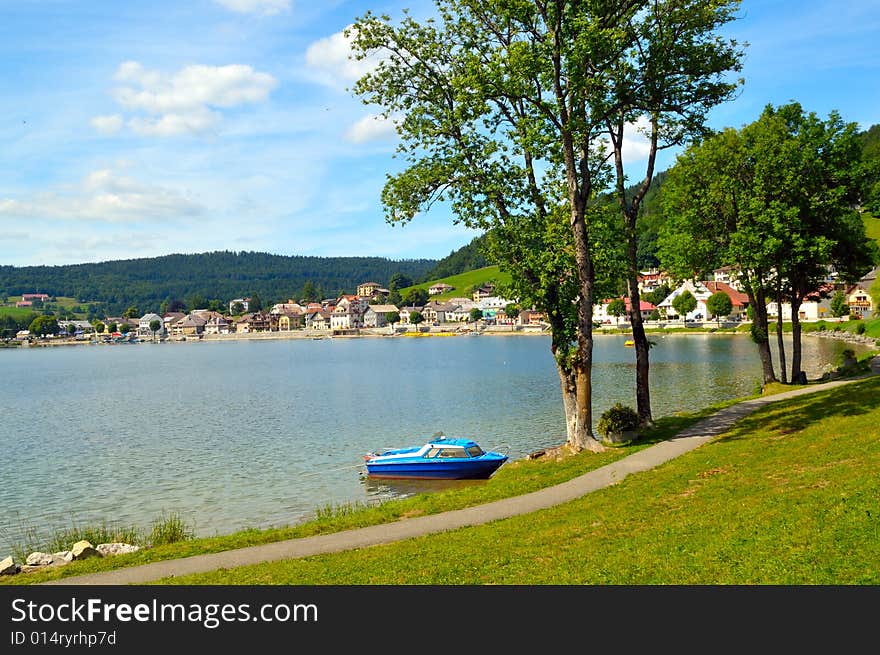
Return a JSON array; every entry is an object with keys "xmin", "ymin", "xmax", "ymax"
[
  {"xmin": 624, "ymin": 340, "xmax": 635, "ymax": 346},
  {"xmin": 363, "ymin": 436, "xmax": 508, "ymax": 480}
]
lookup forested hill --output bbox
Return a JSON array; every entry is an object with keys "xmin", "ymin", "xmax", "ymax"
[
  {"xmin": 420, "ymin": 233, "xmax": 489, "ymax": 281},
  {"xmin": 0, "ymin": 251, "xmax": 436, "ymax": 315}
]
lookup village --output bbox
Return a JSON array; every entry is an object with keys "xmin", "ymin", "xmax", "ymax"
[{"xmin": 11, "ymin": 263, "xmax": 878, "ymax": 344}]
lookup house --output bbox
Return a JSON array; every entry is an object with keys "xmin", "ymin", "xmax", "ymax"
[
  {"xmin": 702, "ymin": 281, "xmax": 750, "ymax": 319},
  {"xmin": 429, "ymin": 282, "xmax": 454, "ymax": 296},
  {"xmin": 357, "ymin": 282, "xmax": 382, "ymax": 298},
  {"xmin": 659, "ymin": 280, "xmax": 748, "ymax": 321},
  {"xmin": 711, "ymin": 266, "xmax": 745, "ymax": 291},
  {"xmin": 276, "ymin": 309, "xmax": 303, "ymax": 331},
  {"xmin": 331, "ymin": 295, "xmax": 364, "ymax": 330},
  {"xmin": 228, "ymin": 297, "xmax": 251, "ymax": 314},
  {"xmin": 174, "ymin": 313, "xmax": 207, "ymax": 336},
  {"xmin": 162, "ymin": 312, "xmax": 186, "ymax": 335},
  {"xmin": 398, "ymin": 305, "xmax": 424, "ymax": 324},
  {"xmin": 15, "ymin": 301, "xmax": 33, "ymax": 308},
  {"xmin": 21, "ymin": 293, "xmax": 50, "ymax": 303},
  {"xmin": 271, "ymin": 301, "xmax": 304, "ymax": 315},
  {"xmin": 422, "ymin": 301, "xmax": 460, "ymax": 324},
  {"xmin": 363, "ymin": 304, "xmax": 400, "ymax": 328},
  {"xmin": 636, "ymin": 270, "xmax": 670, "ymax": 294},
  {"xmin": 518, "ymin": 310, "xmax": 546, "ymax": 326},
  {"xmin": 204, "ymin": 315, "xmax": 232, "ymax": 335},
  {"xmin": 305, "ymin": 309, "xmax": 331, "ymax": 330},
  {"xmin": 138, "ymin": 313, "xmax": 165, "ymax": 337},
  {"xmin": 472, "ymin": 284, "xmax": 495, "ymax": 301},
  {"xmin": 594, "ymin": 298, "xmax": 657, "ymax": 324},
  {"xmin": 845, "ymin": 283, "xmax": 873, "ymax": 319},
  {"xmin": 767, "ymin": 283, "xmax": 833, "ymax": 322}
]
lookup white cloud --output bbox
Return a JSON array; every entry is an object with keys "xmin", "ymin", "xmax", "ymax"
[
  {"xmin": 620, "ymin": 116, "xmax": 653, "ymax": 164},
  {"xmin": 344, "ymin": 113, "xmax": 398, "ymax": 144},
  {"xmin": 305, "ymin": 26, "xmax": 384, "ymax": 88},
  {"xmin": 91, "ymin": 114, "xmax": 123, "ymax": 135},
  {"xmin": 99, "ymin": 61, "xmax": 277, "ymax": 137},
  {"xmin": 0, "ymin": 168, "xmax": 203, "ymax": 223},
  {"xmin": 213, "ymin": 0, "xmax": 290, "ymax": 15}
]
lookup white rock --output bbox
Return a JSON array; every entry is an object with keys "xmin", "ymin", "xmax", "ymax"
[
  {"xmin": 52, "ymin": 550, "xmax": 73, "ymax": 563},
  {"xmin": 96, "ymin": 543, "xmax": 140, "ymax": 557},
  {"xmin": 26, "ymin": 552, "xmax": 54, "ymax": 567}
]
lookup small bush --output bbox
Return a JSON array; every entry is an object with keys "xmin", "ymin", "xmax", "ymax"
[
  {"xmin": 597, "ymin": 403, "xmax": 640, "ymax": 439},
  {"xmin": 855, "ymin": 322, "xmax": 866, "ymax": 335},
  {"xmin": 147, "ymin": 511, "xmax": 194, "ymax": 547}
]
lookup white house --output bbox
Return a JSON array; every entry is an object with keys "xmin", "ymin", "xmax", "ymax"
[
  {"xmin": 138, "ymin": 313, "xmax": 165, "ymax": 337},
  {"xmin": 363, "ymin": 304, "xmax": 400, "ymax": 328}
]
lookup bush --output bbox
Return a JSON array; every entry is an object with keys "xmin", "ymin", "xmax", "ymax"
[
  {"xmin": 147, "ymin": 511, "xmax": 194, "ymax": 547},
  {"xmin": 855, "ymin": 322, "xmax": 866, "ymax": 335},
  {"xmin": 597, "ymin": 403, "xmax": 640, "ymax": 442}
]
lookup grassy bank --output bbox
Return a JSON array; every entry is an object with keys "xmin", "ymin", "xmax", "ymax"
[
  {"xmin": 153, "ymin": 375, "xmax": 880, "ymax": 585},
  {"xmin": 1, "ymin": 397, "xmax": 748, "ymax": 585}
]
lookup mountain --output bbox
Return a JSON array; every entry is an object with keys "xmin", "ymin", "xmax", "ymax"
[{"xmin": 0, "ymin": 251, "xmax": 437, "ymax": 315}]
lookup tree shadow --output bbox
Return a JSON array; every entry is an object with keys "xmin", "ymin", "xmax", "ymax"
[{"xmin": 715, "ymin": 378, "xmax": 880, "ymax": 443}]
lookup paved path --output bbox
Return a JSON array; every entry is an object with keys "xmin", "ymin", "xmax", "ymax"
[{"xmin": 45, "ymin": 371, "xmax": 877, "ymax": 585}]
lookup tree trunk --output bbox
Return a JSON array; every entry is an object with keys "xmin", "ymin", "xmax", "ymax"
[
  {"xmin": 749, "ymin": 287, "xmax": 777, "ymax": 385},
  {"xmin": 775, "ymin": 287, "xmax": 787, "ymax": 384},
  {"xmin": 790, "ymin": 294, "xmax": 804, "ymax": 383},
  {"xmin": 625, "ymin": 268, "xmax": 653, "ymax": 427}
]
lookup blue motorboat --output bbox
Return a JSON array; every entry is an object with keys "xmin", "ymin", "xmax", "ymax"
[{"xmin": 363, "ymin": 436, "xmax": 508, "ymax": 480}]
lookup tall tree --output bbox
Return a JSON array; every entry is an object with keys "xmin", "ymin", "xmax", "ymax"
[{"xmin": 602, "ymin": 0, "xmax": 744, "ymax": 425}]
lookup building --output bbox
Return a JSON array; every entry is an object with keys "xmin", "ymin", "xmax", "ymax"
[
  {"xmin": 428, "ymin": 283, "xmax": 454, "ymax": 296},
  {"xmin": 472, "ymin": 284, "xmax": 496, "ymax": 301},
  {"xmin": 22, "ymin": 293, "xmax": 50, "ymax": 302},
  {"xmin": 363, "ymin": 304, "xmax": 400, "ymax": 328},
  {"xmin": 138, "ymin": 313, "xmax": 165, "ymax": 337},
  {"xmin": 357, "ymin": 282, "xmax": 382, "ymax": 298},
  {"xmin": 659, "ymin": 280, "xmax": 749, "ymax": 321},
  {"xmin": 845, "ymin": 283, "xmax": 873, "ymax": 319},
  {"xmin": 594, "ymin": 298, "xmax": 658, "ymax": 325},
  {"xmin": 204, "ymin": 315, "xmax": 232, "ymax": 335}
]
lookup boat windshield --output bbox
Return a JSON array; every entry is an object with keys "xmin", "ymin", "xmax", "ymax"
[
  {"xmin": 436, "ymin": 447, "xmax": 469, "ymax": 458},
  {"xmin": 466, "ymin": 445, "xmax": 484, "ymax": 457}
]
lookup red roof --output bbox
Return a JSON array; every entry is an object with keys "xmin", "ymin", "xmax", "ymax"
[
  {"xmin": 703, "ymin": 281, "xmax": 748, "ymax": 307},
  {"xmin": 604, "ymin": 298, "xmax": 656, "ymax": 311}
]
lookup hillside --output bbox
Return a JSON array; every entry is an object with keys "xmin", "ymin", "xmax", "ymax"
[
  {"xmin": 0, "ymin": 251, "xmax": 437, "ymax": 316},
  {"xmin": 398, "ymin": 265, "xmax": 512, "ymax": 302},
  {"xmin": 419, "ymin": 233, "xmax": 489, "ymax": 282}
]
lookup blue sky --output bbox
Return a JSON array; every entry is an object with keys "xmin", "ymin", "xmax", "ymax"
[{"xmin": 1, "ymin": 0, "xmax": 878, "ymax": 267}]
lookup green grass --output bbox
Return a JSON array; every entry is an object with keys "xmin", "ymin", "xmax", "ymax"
[
  {"xmin": 0, "ymin": 306, "xmax": 38, "ymax": 321},
  {"xmin": 0, "ymin": 399, "xmax": 744, "ymax": 585},
  {"xmin": 152, "ymin": 376, "xmax": 880, "ymax": 585},
  {"xmin": 398, "ymin": 265, "xmax": 513, "ymax": 302}
]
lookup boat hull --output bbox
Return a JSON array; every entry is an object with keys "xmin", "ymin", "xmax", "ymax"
[{"xmin": 365, "ymin": 457, "xmax": 506, "ymax": 480}]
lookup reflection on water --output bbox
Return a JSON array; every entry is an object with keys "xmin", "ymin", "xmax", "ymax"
[{"xmin": 361, "ymin": 475, "xmax": 488, "ymax": 502}]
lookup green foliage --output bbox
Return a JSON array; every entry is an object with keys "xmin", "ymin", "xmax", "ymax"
[
  {"xmin": 27, "ymin": 314, "xmax": 59, "ymax": 336},
  {"xmin": 420, "ymin": 234, "xmax": 488, "ymax": 282},
  {"xmin": 597, "ymin": 404, "xmax": 640, "ymax": 439},
  {"xmin": 148, "ymin": 511, "xmax": 194, "ymax": 547},
  {"xmin": 671, "ymin": 289, "xmax": 698, "ymax": 318},
  {"xmin": 642, "ymin": 284, "xmax": 671, "ymax": 307},
  {"xmin": 830, "ymin": 291, "xmax": 849, "ymax": 317},
  {"xmin": 385, "ymin": 311, "xmax": 400, "ymax": 325},
  {"xmin": 149, "ymin": 319, "xmax": 162, "ymax": 334},
  {"xmin": 607, "ymin": 298, "xmax": 627, "ymax": 318},
  {"xmin": 409, "ymin": 311, "xmax": 424, "ymax": 325},
  {"xmin": 469, "ymin": 307, "xmax": 483, "ymax": 322},
  {"xmin": 706, "ymin": 292, "xmax": 733, "ymax": 319},
  {"xmin": 402, "ymin": 288, "xmax": 429, "ymax": 307}
]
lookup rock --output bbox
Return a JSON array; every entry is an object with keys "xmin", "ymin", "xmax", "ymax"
[
  {"xmin": 52, "ymin": 550, "xmax": 73, "ymax": 564},
  {"xmin": 20, "ymin": 565, "xmax": 44, "ymax": 574},
  {"xmin": 25, "ymin": 552, "xmax": 54, "ymax": 567},
  {"xmin": 0, "ymin": 556, "xmax": 19, "ymax": 575},
  {"xmin": 70, "ymin": 540, "xmax": 102, "ymax": 560},
  {"xmin": 96, "ymin": 543, "xmax": 140, "ymax": 557}
]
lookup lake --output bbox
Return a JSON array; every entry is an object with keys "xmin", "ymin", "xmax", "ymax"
[{"xmin": 0, "ymin": 333, "xmax": 864, "ymax": 552}]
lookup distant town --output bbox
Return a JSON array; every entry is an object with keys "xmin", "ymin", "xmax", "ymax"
[{"xmin": 6, "ymin": 262, "xmax": 877, "ymax": 344}]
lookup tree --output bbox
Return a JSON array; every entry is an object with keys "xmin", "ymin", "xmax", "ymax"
[
  {"xmin": 385, "ymin": 311, "xmax": 400, "ymax": 326},
  {"xmin": 603, "ymin": 0, "xmax": 744, "ymax": 426},
  {"xmin": 120, "ymin": 323, "xmax": 132, "ymax": 335},
  {"xmin": 231, "ymin": 301, "xmax": 245, "ymax": 315},
  {"xmin": 300, "ymin": 281, "xmax": 318, "ymax": 302},
  {"xmin": 830, "ymin": 291, "xmax": 848, "ymax": 318},
  {"xmin": 409, "ymin": 311, "xmax": 424, "ymax": 325},
  {"xmin": 28, "ymin": 315, "xmax": 59, "ymax": 337},
  {"xmin": 149, "ymin": 319, "xmax": 162, "ymax": 341},
  {"xmin": 123, "ymin": 306, "xmax": 140, "ymax": 319},
  {"xmin": 106, "ymin": 322, "xmax": 118, "ymax": 334},
  {"xmin": 706, "ymin": 292, "xmax": 733, "ymax": 324},
  {"xmin": 469, "ymin": 307, "xmax": 483, "ymax": 323},
  {"xmin": 402, "ymin": 288, "xmax": 428, "ymax": 308},
  {"xmin": 186, "ymin": 294, "xmax": 206, "ymax": 312},
  {"xmin": 350, "ymin": 0, "xmax": 742, "ymax": 448},
  {"xmin": 92, "ymin": 320, "xmax": 105, "ymax": 334},
  {"xmin": 671, "ymin": 290, "xmax": 698, "ymax": 321},
  {"xmin": 388, "ymin": 272, "xmax": 412, "ymax": 290},
  {"xmin": 659, "ymin": 103, "xmax": 876, "ymax": 384},
  {"xmin": 607, "ymin": 298, "xmax": 627, "ymax": 325}
]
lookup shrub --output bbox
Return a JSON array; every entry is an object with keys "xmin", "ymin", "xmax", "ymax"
[
  {"xmin": 855, "ymin": 322, "xmax": 866, "ymax": 335},
  {"xmin": 597, "ymin": 403, "xmax": 640, "ymax": 441},
  {"xmin": 147, "ymin": 511, "xmax": 194, "ymax": 547}
]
